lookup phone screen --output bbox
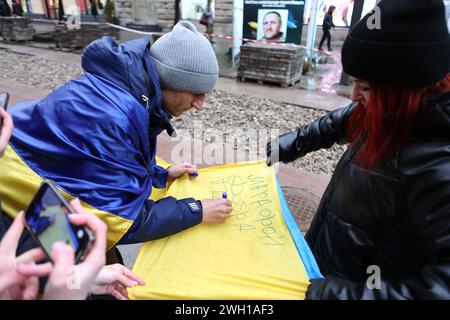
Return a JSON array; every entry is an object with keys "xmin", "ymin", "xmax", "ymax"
[{"xmin": 26, "ymin": 184, "xmax": 80, "ymax": 256}]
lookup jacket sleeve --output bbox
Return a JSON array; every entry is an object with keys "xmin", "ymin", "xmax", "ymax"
[
  {"xmin": 150, "ymin": 153, "xmax": 168, "ymax": 189},
  {"xmin": 275, "ymin": 103, "xmax": 356, "ymax": 164},
  {"xmin": 119, "ymin": 197, "xmax": 203, "ymax": 244},
  {"xmin": 150, "ymin": 164, "xmax": 168, "ymax": 189},
  {"xmin": 323, "ymin": 14, "xmax": 334, "ymax": 29},
  {"xmin": 306, "ymin": 148, "xmax": 450, "ymax": 300}
]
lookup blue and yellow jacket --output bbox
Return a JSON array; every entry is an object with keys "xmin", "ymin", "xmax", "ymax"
[{"xmin": 0, "ymin": 36, "xmax": 203, "ymax": 249}]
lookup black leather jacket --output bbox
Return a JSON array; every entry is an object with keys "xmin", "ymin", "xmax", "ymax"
[{"xmin": 275, "ymin": 91, "xmax": 450, "ymax": 299}]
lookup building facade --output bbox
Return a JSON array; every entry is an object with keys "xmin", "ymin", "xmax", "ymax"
[
  {"xmin": 114, "ymin": 0, "xmax": 232, "ymax": 34},
  {"xmin": 9, "ymin": 0, "xmax": 233, "ymax": 35}
]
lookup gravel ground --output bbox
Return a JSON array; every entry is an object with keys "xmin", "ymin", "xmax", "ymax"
[
  {"xmin": 0, "ymin": 48, "xmax": 346, "ymax": 175},
  {"xmin": 0, "ymin": 49, "xmax": 82, "ymax": 89}
]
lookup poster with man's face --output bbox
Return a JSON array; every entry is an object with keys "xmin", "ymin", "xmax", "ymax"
[
  {"xmin": 243, "ymin": 0, "xmax": 305, "ymax": 45},
  {"xmin": 257, "ymin": 9, "xmax": 289, "ymax": 42}
]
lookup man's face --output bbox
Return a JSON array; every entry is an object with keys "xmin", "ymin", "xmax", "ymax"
[
  {"xmin": 263, "ymin": 13, "xmax": 282, "ymax": 39},
  {"xmin": 162, "ymin": 89, "xmax": 206, "ymax": 117}
]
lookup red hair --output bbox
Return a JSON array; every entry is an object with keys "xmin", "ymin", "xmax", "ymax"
[{"xmin": 347, "ymin": 74, "xmax": 450, "ymax": 168}]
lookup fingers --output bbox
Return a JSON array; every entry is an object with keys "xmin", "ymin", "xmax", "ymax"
[
  {"xmin": 50, "ymin": 242, "xmax": 75, "ymax": 279},
  {"xmin": 117, "ymin": 284, "xmax": 129, "ymax": 299},
  {"xmin": 120, "ymin": 265, "xmax": 145, "ymax": 286},
  {"xmin": 0, "ymin": 108, "xmax": 14, "ymax": 156},
  {"xmin": 69, "ymin": 198, "xmax": 89, "ymax": 215},
  {"xmin": 17, "ymin": 262, "xmax": 53, "ymax": 277},
  {"xmin": 201, "ymin": 198, "xmax": 233, "ymax": 224},
  {"xmin": 266, "ymin": 142, "xmax": 273, "ymax": 166},
  {"xmin": 105, "ymin": 264, "xmax": 145, "ymax": 287},
  {"xmin": 0, "ymin": 211, "xmax": 25, "ymax": 256},
  {"xmin": 16, "ymin": 247, "xmax": 47, "ymax": 264},
  {"xmin": 168, "ymin": 163, "xmax": 198, "ymax": 180},
  {"xmin": 219, "ymin": 198, "xmax": 233, "ymax": 213},
  {"xmin": 68, "ymin": 207, "xmax": 106, "ymax": 266},
  {"xmin": 266, "ymin": 142, "xmax": 272, "ymax": 157},
  {"xmin": 21, "ymin": 276, "xmax": 39, "ymax": 300},
  {"xmin": 117, "ymin": 273, "xmax": 139, "ymax": 287},
  {"xmin": 266, "ymin": 146, "xmax": 272, "ymax": 166},
  {"xmin": 181, "ymin": 163, "xmax": 198, "ymax": 175},
  {"xmin": 110, "ymin": 284, "xmax": 129, "ymax": 300}
]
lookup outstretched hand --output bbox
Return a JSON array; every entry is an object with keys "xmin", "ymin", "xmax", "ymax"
[{"xmin": 90, "ymin": 263, "xmax": 145, "ymax": 300}]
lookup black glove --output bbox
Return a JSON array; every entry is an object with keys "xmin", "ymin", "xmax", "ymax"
[
  {"xmin": 266, "ymin": 131, "xmax": 298, "ymax": 166},
  {"xmin": 266, "ymin": 103, "xmax": 357, "ymax": 167}
]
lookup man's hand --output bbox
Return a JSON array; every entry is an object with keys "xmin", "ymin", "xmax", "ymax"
[
  {"xmin": 0, "ymin": 107, "xmax": 13, "ymax": 157},
  {"xmin": 167, "ymin": 163, "xmax": 198, "ymax": 180},
  {"xmin": 200, "ymin": 198, "xmax": 233, "ymax": 223},
  {"xmin": 90, "ymin": 264, "xmax": 145, "ymax": 300}
]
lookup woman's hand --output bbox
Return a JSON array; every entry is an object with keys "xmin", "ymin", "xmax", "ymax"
[
  {"xmin": 0, "ymin": 211, "xmax": 47, "ymax": 300},
  {"xmin": 17, "ymin": 199, "xmax": 107, "ymax": 300},
  {"xmin": 90, "ymin": 263, "xmax": 145, "ymax": 300}
]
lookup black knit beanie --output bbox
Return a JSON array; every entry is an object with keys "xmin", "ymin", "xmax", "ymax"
[{"xmin": 342, "ymin": 0, "xmax": 450, "ymax": 86}]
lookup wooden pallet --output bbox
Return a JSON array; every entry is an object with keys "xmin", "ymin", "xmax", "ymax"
[
  {"xmin": 238, "ymin": 42, "xmax": 304, "ymax": 88},
  {"xmin": 238, "ymin": 75, "xmax": 300, "ymax": 88},
  {"xmin": 0, "ymin": 38, "xmax": 31, "ymax": 44}
]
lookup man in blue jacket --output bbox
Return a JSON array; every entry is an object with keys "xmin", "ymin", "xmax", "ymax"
[{"xmin": 0, "ymin": 21, "xmax": 232, "ymax": 248}]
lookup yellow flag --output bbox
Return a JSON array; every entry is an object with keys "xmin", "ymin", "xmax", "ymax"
[{"xmin": 129, "ymin": 161, "xmax": 320, "ymax": 300}]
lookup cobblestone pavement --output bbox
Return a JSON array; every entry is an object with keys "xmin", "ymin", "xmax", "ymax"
[{"xmin": 0, "ymin": 48, "xmax": 346, "ymax": 175}]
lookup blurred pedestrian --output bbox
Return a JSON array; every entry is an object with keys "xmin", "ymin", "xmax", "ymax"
[
  {"xmin": 342, "ymin": 2, "xmax": 350, "ymax": 27},
  {"xmin": 0, "ymin": 0, "xmax": 12, "ymax": 17},
  {"xmin": 97, "ymin": 0, "xmax": 104, "ymax": 16},
  {"xmin": 90, "ymin": 0, "xmax": 98, "ymax": 21},
  {"xmin": 318, "ymin": 5, "xmax": 336, "ymax": 51},
  {"xmin": 104, "ymin": 0, "xmax": 114, "ymax": 23},
  {"xmin": 201, "ymin": 0, "xmax": 215, "ymax": 44},
  {"xmin": 11, "ymin": 0, "xmax": 22, "ymax": 16}
]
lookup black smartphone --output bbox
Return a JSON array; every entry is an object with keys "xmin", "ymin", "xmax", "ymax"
[
  {"xmin": 24, "ymin": 180, "xmax": 95, "ymax": 263},
  {"xmin": 0, "ymin": 92, "xmax": 9, "ymax": 111}
]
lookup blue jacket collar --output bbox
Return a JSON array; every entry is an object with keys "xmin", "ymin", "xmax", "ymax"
[{"xmin": 81, "ymin": 36, "xmax": 174, "ymax": 136}]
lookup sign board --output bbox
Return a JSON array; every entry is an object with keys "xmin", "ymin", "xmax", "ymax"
[{"xmin": 243, "ymin": 0, "xmax": 306, "ymax": 45}]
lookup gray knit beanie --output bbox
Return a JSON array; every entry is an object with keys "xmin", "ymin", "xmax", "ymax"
[{"xmin": 149, "ymin": 21, "xmax": 219, "ymax": 94}]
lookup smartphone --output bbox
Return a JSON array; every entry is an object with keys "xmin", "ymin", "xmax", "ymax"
[
  {"xmin": 24, "ymin": 180, "xmax": 95, "ymax": 263},
  {"xmin": 0, "ymin": 92, "xmax": 9, "ymax": 111}
]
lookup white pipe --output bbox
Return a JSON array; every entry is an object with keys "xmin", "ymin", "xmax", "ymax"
[
  {"xmin": 305, "ymin": 0, "xmax": 319, "ymax": 58},
  {"xmin": 232, "ymin": 0, "xmax": 244, "ymax": 69}
]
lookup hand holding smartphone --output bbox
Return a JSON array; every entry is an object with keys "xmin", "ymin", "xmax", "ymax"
[
  {"xmin": 24, "ymin": 180, "xmax": 95, "ymax": 264},
  {"xmin": 17, "ymin": 183, "xmax": 107, "ymax": 300}
]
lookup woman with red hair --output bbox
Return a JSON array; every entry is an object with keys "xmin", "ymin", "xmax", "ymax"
[{"xmin": 268, "ymin": 0, "xmax": 450, "ymax": 299}]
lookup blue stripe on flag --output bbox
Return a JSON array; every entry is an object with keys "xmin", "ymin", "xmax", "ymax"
[{"xmin": 275, "ymin": 175, "xmax": 324, "ymax": 280}]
